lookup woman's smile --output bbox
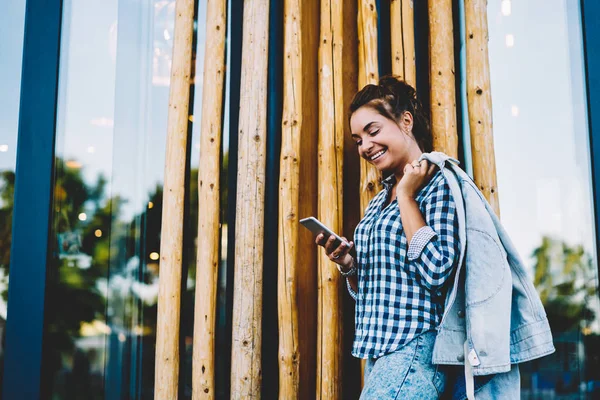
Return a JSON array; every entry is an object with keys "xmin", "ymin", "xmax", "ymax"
[{"xmin": 369, "ymin": 148, "xmax": 387, "ymax": 162}]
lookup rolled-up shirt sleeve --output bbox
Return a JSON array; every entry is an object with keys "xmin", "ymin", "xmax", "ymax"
[
  {"xmin": 406, "ymin": 177, "xmax": 460, "ymax": 289},
  {"xmin": 407, "ymin": 226, "xmax": 438, "ymax": 260}
]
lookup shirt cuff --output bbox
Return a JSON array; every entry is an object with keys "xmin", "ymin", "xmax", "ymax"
[
  {"xmin": 346, "ymin": 277, "xmax": 357, "ymax": 301},
  {"xmin": 407, "ymin": 226, "xmax": 438, "ymax": 261}
]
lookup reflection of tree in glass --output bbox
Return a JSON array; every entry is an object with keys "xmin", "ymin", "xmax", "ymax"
[
  {"xmin": 0, "ymin": 170, "xmax": 15, "ymax": 304},
  {"xmin": 0, "ymin": 151, "xmax": 231, "ymax": 397},
  {"xmin": 528, "ymin": 236, "xmax": 600, "ymax": 396},
  {"xmin": 43, "ymin": 158, "xmax": 113, "ymax": 399},
  {"xmin": 532, "ymin": 236, "xmax": 596, "ymax": 333}
]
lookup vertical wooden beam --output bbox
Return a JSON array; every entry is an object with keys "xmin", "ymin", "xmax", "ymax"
[
  {"xmin": 154, "ymin": 0, "xmax": 195, "ymax": 399},
  {"xmin": 277, "ymin": 0, "xmax": 322, "ymax": 397},
  {"xmin": 391, "ymin": 0, "xmax": 416, "ymax": 87},
  {"xmin": 357, "ymin": 0, "xmax": 381, "ymax": 387},
  {"xmin": 428, "ymin": 0, "xmax": 458, "ymax": 157},
  {"xmin": 357, "ymin": 0, "xmax": 381, "ymax": 213},
  {"xmin": 358, "ymin": 0, "xmax": 378, "ymax": 88},
  {"xmin": 317, "ymin": 0, "xmax": 349, "ymax": 397},
  {"xmin": 278, "ymin": 0, "xmax": 303, "ymax": 397},
  {"xmin": 192, "ymin": 0, "xmax": 227, "ymax": 398},
  {"xmin": 230, "ymin": 0, "xmax": 270, "ymax": 397},
  {"xmin": 464, "ymin": 0, "xmax": 499, "ymax": 214},
  {"xmin": 296, "ymin": 0, "xmax": 320, "ymax": 398}
]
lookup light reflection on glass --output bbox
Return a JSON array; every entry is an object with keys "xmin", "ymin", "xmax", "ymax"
[
  {"xmin": 505, "ymin": 33, "xmax": 515, "ymax": 47},
  {"xmin": 501, "ymin": 0, "xmax": 512, "ymax": 16},
  {"xmin": 43, "ymin": 0, "xmax": 182, "ymax": 398},
  {"xmin": 0, "ymin": 0, "xmax": 26, "ymax": 394},
  {"xmin": 489, "ymin": 0, "xmax": 600, "ymax": 397}
]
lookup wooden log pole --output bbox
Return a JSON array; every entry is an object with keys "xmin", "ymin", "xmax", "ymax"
[
  {"xmin": 357, "ymin": 0, "xmax": 381, "ymax": 214},
  {"xmin": 316, "ymin": 0, "xmax": 350, "ymax": 397},
  {"xmin": 391, "ymin": 0, "xmax": 416, "ymax": 87},
  {"xmin": 358, "ymin": 0, "xmax": 378, "ymax": 88},
  {"xmin": 428, "ymin": 0, "xmax": 458, "ymax": 157},
  {"xmin": 296, "ymin": 2, "xmax": 320, "ymax": 399},
  {"xmin": 192, "ymin": 0, "xmax": 227, "ymax": 398},
  {"xmin": 230, "ymin": 0, "xmax": 270, "ymax": 397},
  {"xmin": 464, "ymin": 0, "xmax": 499, "ymax": 215},
  {"xmin": 296, "ymin": 2, "xmax": 320, "ymax": 398},
  {"xmin": 277, "ymin": 0, "xmax": 304, "ymax": 397},
  {"xmin": 277, "ymin": 0, "xmax": 321, "ymax": 397},
  {"xmin": 154, "ymin": 0, "xmax": 195, "ymax": 399},
  {"xmin": 357, "ymin": 0, "xmax": 381, "ymax": 387}
]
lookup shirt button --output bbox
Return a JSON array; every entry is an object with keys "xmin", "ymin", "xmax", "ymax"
[
  {"xmin": 457, "ymin": 310, "xmax": 465, "ymax": 318},
  {"xmin": 457, "ymin": 354, "xmax": 465, "ymax": 362}
]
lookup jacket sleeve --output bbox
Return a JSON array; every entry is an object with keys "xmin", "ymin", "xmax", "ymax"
[{"xmin": 405, "ymin": 177, "xmax": 460, "ymax": 290}]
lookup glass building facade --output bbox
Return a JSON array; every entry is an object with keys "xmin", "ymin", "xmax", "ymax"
[{"xmin": 2, "ymin": 0, "xmax": 600, "ymax": 398}]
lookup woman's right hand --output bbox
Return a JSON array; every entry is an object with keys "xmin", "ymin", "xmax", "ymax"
[{"xmin": 315, "ymin": 234, "xmax": 354, "ymax": 271}]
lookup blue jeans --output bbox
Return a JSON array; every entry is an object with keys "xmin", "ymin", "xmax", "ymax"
[
  {"xmin": 361, "ymin": 331, "xmax": 445, "ymax": 399},
  {"xmin": 445, "ymin": 364, "xmax": 519, "ymax": 400}
]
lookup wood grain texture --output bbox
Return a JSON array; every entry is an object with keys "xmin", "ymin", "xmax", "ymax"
[
  {"xmin": 277, "ymin": 0, "xmax": 304, "ymax": 397},
  {"xmin": 295, "ymin": 1, "xmax": 320, "ymax": 398},
  {"xmin": 357, "ymin": 0, "xmax": 381, "ymax": 214},
  {"xmin": 230, "ymin": 0, "xmax": 270, "ymax": 397},
  {"xmin": 278, "ymin": 0, "xmax": 320, "ymax": 398},
  {"xmin": 428, "ymin": 0, "xmax": 458, "ymax": 157},
  {"xmin": 464, "ymin": 0, "xmax": 500, "ymax": 215},
  {"xmin": 191, "ymin": 0, "xmax": 227, "ymax": 398},
  {"xmin": 154, "ymin": 0, "xmax": 195, "ymax": 399},
  {"xmin": 317, "ymin": 0, "xmax": 347, "ymax": 397},
  {"xmin": 390, "ymin": 0, "xmax": 416, "ymax": 87}
]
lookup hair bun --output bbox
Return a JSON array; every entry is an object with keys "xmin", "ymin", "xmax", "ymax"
[
  {"xmin": 379, "ymin": 76, "xmax": 416, "ymax": 101},
  {"xmin": 377, "ymin": 76, "xmax": 417, "ymax": 113}
]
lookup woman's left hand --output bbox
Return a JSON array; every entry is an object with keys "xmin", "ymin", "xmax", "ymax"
[{"xmin": 396, "ymin": 159, "xmax": 437, "ymax": 199}]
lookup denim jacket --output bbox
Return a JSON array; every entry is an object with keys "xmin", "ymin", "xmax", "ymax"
[{"xmin": 419, "ymin": 153, "xmax": 555, "ymax": 383}]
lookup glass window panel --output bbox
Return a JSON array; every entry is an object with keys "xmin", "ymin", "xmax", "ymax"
[
  {"xmin": 42, "ymin": 0, "xmax": 233, "ymax": 398},
  {"xmin": 0, "ymin": 0, "xmax": 26, "ymax": 394},
  {"xmin": 41, "ymin": 0, "xmax": 198, "ymax": 398},
  {"xmin": 488, "ymin": 0, "xmax": 600, "ymax": 397}
]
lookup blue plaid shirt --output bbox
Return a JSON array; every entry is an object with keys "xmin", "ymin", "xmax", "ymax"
[{"xmin": 349, "ymin": 170, "xmax": 460, "ymax": 359}]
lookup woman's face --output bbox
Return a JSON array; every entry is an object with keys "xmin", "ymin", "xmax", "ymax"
[{"xmin": 350, "ymin": 106, "xmax": 417, "ymax": 174}]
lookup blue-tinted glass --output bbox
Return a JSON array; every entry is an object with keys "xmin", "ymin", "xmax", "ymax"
[
  {"xmin": 487, "ymin": 0, "xmax": 600, "ymax": 397},
  {"xmin": 42, "ymin": 0, "xmax": 232, "ymax": 397},
  {"xmin": 0, "ymin": 0, "xmax": 26, "ymax": 395},
  {"xmin": 40, "ymin": 1, "xmax": 210, "ymax": 398}
]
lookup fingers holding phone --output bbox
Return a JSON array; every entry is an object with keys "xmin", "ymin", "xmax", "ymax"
[
  {"xmin": 300, "ymin": 217, "xmax": 355, "ymax": 270},
  {"xmin": 315, "ymin": 233, "xmax": 354, "ymax": 267}
]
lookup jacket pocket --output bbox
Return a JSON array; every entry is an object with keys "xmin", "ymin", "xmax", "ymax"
[{"xmin": 465, "ymin": 228, "xmax": 508, "ymax": 306}]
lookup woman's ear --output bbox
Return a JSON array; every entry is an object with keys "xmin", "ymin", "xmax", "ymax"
[{"xmin": 400, "ymin": 111, "xmax": 414, "ymax": 132}]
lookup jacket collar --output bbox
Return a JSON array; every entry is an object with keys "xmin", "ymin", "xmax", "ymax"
[{"xmin": 419, "ymin": 151, "xmax": 460, "ymax": 170}]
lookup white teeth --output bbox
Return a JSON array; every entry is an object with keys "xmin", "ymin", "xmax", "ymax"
[{"xmin": 370, "ymin": 149, "xmax": 386, "ymax": 161}]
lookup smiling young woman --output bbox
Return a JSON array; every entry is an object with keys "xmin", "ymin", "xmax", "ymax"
[{"xmin": 315, "ymin": 76, "xmax": 459, "ymax": 399}]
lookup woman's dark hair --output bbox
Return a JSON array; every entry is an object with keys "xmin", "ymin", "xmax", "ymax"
[{"xmin": 349, "ymin": 76, "xmax": 432, "ymax": 152}]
